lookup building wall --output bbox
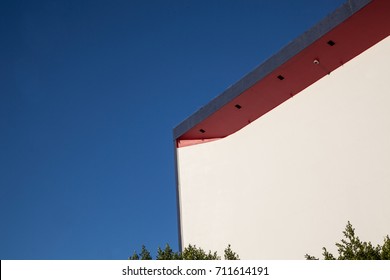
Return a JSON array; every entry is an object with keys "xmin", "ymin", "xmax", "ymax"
[{"xmin": 176, "ymin": 35, "xmax": 390, "ymax": 259}]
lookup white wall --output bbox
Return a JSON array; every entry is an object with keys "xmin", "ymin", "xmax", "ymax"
[{"xmin": 176, "ymin": 36, "xmax": 390, "ymax": 259}]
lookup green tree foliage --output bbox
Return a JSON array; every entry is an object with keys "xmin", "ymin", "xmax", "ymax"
[
  {"xmin": 181, "ymin": 244, "xmax": 220, "ymax": 260},
  {"xmin": 156, "ymin": 244, "xmax": 181, "ymax": 260},
  {"xmin": 224, "ymin": 244, "xmax": 240, "ymax": 260},
  {"xmin": 305, "ymin": 221, "xmax": 390, "ymax": 260},
  {"xmin": 129, "ymin": 245, "xmax": 152, "ymax": 260},
  {"xmin": 129, "ymin": 244, "xmax": 239, "ymax": 260}
]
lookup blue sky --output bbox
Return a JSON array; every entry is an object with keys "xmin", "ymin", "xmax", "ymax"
[{"xmin": 1, "ymin": 0, "xmax": 345, "ymax": 260}]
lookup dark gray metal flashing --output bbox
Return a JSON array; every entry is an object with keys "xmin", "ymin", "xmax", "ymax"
[{"xmin": 173, "ymin": 0, "xmax": 372, "ymax": 140}]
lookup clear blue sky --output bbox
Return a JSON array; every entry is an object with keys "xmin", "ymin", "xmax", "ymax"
[{"xmin": 1, "ymin": 0, "xmax": 345, "ymax": 260}]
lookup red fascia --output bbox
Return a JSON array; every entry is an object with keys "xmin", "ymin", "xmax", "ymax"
[{"xmin": 177, "ymin": 0, "xmax": 390, "ymax": 148}]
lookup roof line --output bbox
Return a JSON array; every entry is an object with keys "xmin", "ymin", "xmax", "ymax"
[{"xmin": 173, "ymin": 0, "xmax": 372, "ymax": 140}]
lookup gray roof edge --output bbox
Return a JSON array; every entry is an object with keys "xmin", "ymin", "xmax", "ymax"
[{"xmin": 173, "ymin": 0, "xmax": 372, "ymax": 140}]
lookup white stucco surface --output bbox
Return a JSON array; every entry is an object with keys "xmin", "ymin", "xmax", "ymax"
[{"xmin": 177, "ymin": 36, "xmax": 390, "ymax": 259}]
